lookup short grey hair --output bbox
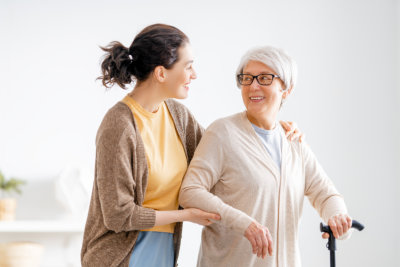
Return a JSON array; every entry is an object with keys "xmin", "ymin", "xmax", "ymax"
[{"xmin": 235, "ymin": 46, "xmax": 297, "ymax": 91}]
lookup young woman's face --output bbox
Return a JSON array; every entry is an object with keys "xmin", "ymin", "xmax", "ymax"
[
  {"xmin": 164, "ymin": 43, "xmax": 197, "ymax": 99},
  {"xmin": 241, "ymin": 60, "xmax": 287, "ymax": 120}
]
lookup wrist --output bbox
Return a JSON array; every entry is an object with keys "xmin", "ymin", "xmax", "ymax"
[{"xmin": 179, "ymin": 209, "xmax": 189, "ymax": 222}]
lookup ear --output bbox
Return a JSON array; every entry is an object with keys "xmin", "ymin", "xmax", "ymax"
[
  {"xmin": 153, "ymin": 66, "xmax": 167, "ymax": 82},
  {"xmin": 282, "ymin": 85, "xmax": 293, "ymax": 99}
]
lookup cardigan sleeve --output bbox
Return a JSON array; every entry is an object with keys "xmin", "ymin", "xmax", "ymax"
[
  {"xmin": 95, "ymin": 126, "xmax": 156, "ymax": 233},
  {"xmin": 179, "ymin": 126, "xmax": 254, "ymax": 235},
  {"xmin": 302, "ymin": 142, "xmax": 348, "ymax": 223}
]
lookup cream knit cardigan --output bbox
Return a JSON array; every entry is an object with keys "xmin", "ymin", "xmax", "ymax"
[{"xmin": 179, "ymin": 112, "xmax": 348, "ymax": 267}]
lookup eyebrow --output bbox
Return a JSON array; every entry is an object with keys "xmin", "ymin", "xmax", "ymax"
[
  {"xmin": 242, "ymin": 72, "xmax": 274, "ymax": 75},
  {"xmin": 185, "ymin": 60, "xmax": 194, "ymax": 65}
]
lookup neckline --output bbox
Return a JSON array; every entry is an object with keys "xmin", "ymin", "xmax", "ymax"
[
  {"xmin": 123, "ymin": 95, "xmax": 162, "ymax": 119},
  {"xmin": 251, "ymin": 122, "xmax": 279, "ymax": 136}
]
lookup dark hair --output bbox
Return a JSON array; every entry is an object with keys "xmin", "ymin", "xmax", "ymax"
[{"xmin": 99, "ymin": 24, "xmax": 189, "ymax": 89}]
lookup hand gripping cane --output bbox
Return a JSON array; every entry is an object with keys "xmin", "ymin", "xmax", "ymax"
[{"xmin": 320, "ymin": 220, "xmax": 364, "ymax": 267}]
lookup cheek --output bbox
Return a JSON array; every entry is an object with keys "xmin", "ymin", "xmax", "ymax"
[
  {"xmin": 264, "ymin": 87, "xmax": 282, "ymax": 100},
  {"xmin": 241, "ymin": 88, "xmax": 249, "ymax": 104}
]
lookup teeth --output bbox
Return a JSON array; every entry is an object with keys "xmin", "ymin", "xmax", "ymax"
[{"xmin": 250, "ymin": 97, "xmax": 264, "ymax": 100}]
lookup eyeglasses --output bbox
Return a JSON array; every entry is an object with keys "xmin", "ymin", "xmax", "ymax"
[{"xmin": 237, "ymin": 73, "xmax": 280, "ymax": 86}]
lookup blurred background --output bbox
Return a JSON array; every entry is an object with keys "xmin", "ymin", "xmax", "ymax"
[{"xmin": 0, "ymin": 0, "xmax": 399, "ymax": 266}]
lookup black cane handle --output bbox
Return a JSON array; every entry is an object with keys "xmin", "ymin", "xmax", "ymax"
[
  {"xmin": 320, "ymin": 219, "xmax": 365, "ymax": 234},
  {"xmin": 320, "ymin": 220, "xmax": 364, "ymax": 267},
  {"xmin": 351, "ymin": 220, "xmax": 364, "ymax": 231},
  {"xmin": 320, "ymin": 220, "xmax": 364, "ymax": 252}
]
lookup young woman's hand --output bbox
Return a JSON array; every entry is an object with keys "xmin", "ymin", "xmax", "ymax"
[
  {"xmin": 244, "ymin": 221, "xmax": 273, "ymax": 259},
  {"xmin": 183, "ymin": 208, "xmax": 221, "ymax": 226},
  {"xmin": 280, "ymin": 120, "xmax": 305, "ymax": 142},
  {"xmin": 322, "ymin": 214, "xmax": 352, "ymax": 239}
]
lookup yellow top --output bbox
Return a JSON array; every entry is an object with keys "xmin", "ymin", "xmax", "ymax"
[{"xmin": 122, "ymin": 95, "xmax": 188, "ymax": 233}]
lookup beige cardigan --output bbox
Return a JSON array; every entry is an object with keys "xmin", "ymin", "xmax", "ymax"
[
  {"xmin": 179, "ymin": 112, "xmax": 348, "ymax": 267},
  {"xmin": 81, "ymin": 99, "xmax": 203, "ymax": 267}
]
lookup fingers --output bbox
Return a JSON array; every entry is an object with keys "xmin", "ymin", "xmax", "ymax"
[
  {"xmin": 188, "ymin": 208, "xmax": 221, "ymax": 226},
  {"xmin": 341, "ymin": 216, "xmax": 348, "ymax": 234},
  {"xmin": 280, "ymin": 120, "xmax": 304, "ymax": 142},
  {"xmin": 255, "ymin": 232, "xmax": 263, "ymax": 257},
  {"xmin": 289, "ymin": 129, "xmax": 299, "ymax": 141},
  {"xmin": 203, "ymin": 211, "xmax": 221, "ymax": 222},
  {"xmin": 250, "ymin": 237, "xmax": 258, "ymax": 254},
  {"xmin": 280, "ymin": 121, "xmax": 295, "ymax": 138},
  {"xmin": 258, "ymin": 227, "xmax": 270, "ymax": 259},
  {"xmin": 261, "ymin": 232, "xmax": 268, "ymax": 259},
  {"xmin": 205, "ymin": 220, "xmax": 213, "ymax": 226},
  {"xmin": 299, "ymin": 133, "xmax": 305, "ymax": 143},
  {"xmin": 347, "ymin": 216, "xmax": 352, "ymax": 228},
  {"xmin": 328, "ymin": 218, "xmax": 339, "ymax": 238},
  {"xmin": 328, "ymin": 214, "xmax": 352, "ymax": 238},
  {"xmin": 265, "ymin": 228, "xmax": 273, "ymax": 256},
  {"xmin": 279, "ymin": 120, "xmax": 291, "ymax": 133},
  {"xmin": 244, "ymin": 222, "xmax": 274, "ymax": 259},
  {"xmin": 209, "ymin": 213, "xmax": 221, "ymax": 221},
  {"xmin": 244, "ymin": 222, "xmax": 258, "ymax": 255},
  {"xmin": 321, "ymin": 233, "xmax": 329, "ymax": 239}
]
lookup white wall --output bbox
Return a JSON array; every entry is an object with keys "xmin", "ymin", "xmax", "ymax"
[{"xmin": 0, "ymin": 0, "xmax": 399, "ymax": 266}]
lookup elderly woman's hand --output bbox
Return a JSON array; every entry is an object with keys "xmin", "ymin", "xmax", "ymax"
[
  {"xmin": 322, "ymin": 214, "xmax": 352, "ymax": 239},
  {"xmin": 279, "ymin": 121, "xmax": 305, "ymax": 142},
  {"xmin": 244, "ymin": 221, "xmax": 273, "ymax": 259}
]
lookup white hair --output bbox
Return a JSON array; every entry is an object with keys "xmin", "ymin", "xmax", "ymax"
[{"xmin": 235, "ymin": 46, "xmax": 297, "ymax": 91}]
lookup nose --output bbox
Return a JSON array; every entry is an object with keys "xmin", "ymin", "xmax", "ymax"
[
  {"xmin": 191, "ymin": 67, "xmax": 197, "ymax": 80},
  {"xmin": 249, "ymin": 78, "xmax": 260, "ymax": 91}
]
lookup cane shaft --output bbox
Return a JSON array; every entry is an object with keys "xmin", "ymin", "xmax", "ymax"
[{"xmin": 330, "ymin": 250, "xmax": 336, "ymax": 267}]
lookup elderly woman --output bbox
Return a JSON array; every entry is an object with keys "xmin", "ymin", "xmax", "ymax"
[{"xmin": 179, "ymin": 46, "xmax": 352, "ymax": 267}]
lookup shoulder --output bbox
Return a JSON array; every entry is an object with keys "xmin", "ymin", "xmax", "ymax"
[
  {"xmin": 165, "ymin": 99, "xmax": 203, "ymax": 133},
  {"xmin": 96, "ymin": 102, "xmax": 136, "ymax": 148},
  {"xmin": 197, "ymin": 112, "xmax": 247, "ymax": 154},
  {"xmin": 165, "ymin": 98, "xmax": 192, "ymax": 115},
  {"xmin": 206, "ymin": 112, "xmax": 245, "ymax": 134},
  {"xmin": 165, "ymin": 99, "xmax": 194, "ymax": 122},
  {"xmin": 165, "ymin": 98, "xmax": 189, "ymax": 112}
]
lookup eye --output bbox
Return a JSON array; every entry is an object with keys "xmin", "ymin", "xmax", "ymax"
[{"xmin": 260, "ymin": 75, "xmax": 272, "ymax": 81}]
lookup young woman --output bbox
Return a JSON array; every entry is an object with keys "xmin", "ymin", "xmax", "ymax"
[{"xmin": 81, "ymin": 24, "xmax": 303, "ymax": 267}]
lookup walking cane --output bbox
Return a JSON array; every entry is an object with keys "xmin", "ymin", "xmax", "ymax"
[{"xmin": 320, "ymin": 220, "xmax": 364, "ymax": 267}]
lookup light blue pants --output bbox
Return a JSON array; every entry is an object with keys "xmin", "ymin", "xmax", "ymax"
[{"xmin": 129, "ymin": 231, "xmax": 174, "ymax": 267}]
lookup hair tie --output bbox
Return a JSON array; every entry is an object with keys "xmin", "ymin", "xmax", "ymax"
[{"xmin": 128, "ymin": 54, "xmax": 133, "ymax": 61}]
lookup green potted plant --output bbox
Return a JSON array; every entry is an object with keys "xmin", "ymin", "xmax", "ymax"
[{"xmin": 0, "ymin": 170, "xmax": 25, "ymax": 221}]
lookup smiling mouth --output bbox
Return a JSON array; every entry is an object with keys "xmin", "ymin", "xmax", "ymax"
[{"xmin": 249, "ymin": 96, "xmax": 265, "ymax": 100}]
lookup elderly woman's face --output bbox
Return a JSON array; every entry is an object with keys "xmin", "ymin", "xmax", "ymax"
[{"xmin": 241, "ymin": 60, "xmax": 288, "ymax": 120}]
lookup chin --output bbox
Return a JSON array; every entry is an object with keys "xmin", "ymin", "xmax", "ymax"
[
  {"xmin": 173, "ymin": 92, "xmax": 188, "ymax": 100},
  {"xmin": 176, "ymin": 88, "xmax": 189, "ymax": 99}
]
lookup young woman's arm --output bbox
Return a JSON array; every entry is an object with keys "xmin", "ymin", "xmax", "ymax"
[{"xmin": 155, "ymin": 208, "xmax": 220, "ymax": 227}]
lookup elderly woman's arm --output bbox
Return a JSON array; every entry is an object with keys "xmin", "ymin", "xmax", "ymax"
[
  {"xmin": 179, "ymin": 128, "xmax": 272, "ymax": 258},
  {"xmin": 179, "ymin": 129, "xmax": 254, "ymax": 233},
  {"xmin": 302, "ymin": 142, "xmax": 352, "ymax": 239}
]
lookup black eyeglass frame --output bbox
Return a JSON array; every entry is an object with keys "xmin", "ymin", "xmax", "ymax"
[{"xmin": 237, "ymin": 73, "xmax": 280, "ymax": 86}]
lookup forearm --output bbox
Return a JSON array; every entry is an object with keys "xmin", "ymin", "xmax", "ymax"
[
  {"xmin": 302, "ymin": 142, "xmax": 347, "ymax": 223},
  {"xmin": 180, "ymin": 185, "xmax": 253, "ymax": 234},
  {"xmin": 154, "ymin": 210, "xmax": 186, "ymax": 226},
  {"xmin": 321, "ymin": 196, "xmax": 348, "ymax": 223}
]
